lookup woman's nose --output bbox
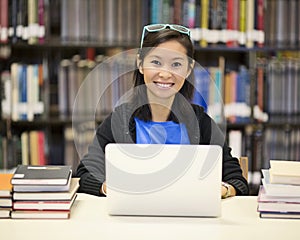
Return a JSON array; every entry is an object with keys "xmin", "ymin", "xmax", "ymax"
[{"xmin": 158, "ymin": 69, "xmax": 172, "ymax": 78}]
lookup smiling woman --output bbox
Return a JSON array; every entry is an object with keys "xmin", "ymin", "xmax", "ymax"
[
  {"xmin": 138, "ymin": 41, "xmax": 191, "ymax": 121},
  {"xmin": 140, "ymin": 41, "xmax": 191, "ymax": 97},
  {"xmin": 76, "ymin": 24, "xmax": 249, "ymax": 198}
]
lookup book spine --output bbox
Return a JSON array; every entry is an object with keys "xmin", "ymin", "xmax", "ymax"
[
  {"xmin": 1, "ymin": 71, "xmax": 12, "ymax": 119},
  {"xmin": 239, "ymin": 0, "xmax": 246, "ymax": 46},
  {"xmin": 226, "ymin": 0, "xmax": 235, "ymax": 47},
  {"xmin": 275, "ymin": 0, "xmax": 288, "ymax": 47},
  {"xmin": 200, "ymin": 0, "xmax": 209, "ymax": 47},
  {"xmin": 255, "ymin": 0, "xmax": 265, "ymax": 47},
  {"xmin": 162, "ymin": 0, "xmax": 171, "ymax": 24},
  {"xmin": 151, "ymin": 0, "xmax": 163, "ymax": 24},
  {"xmin": 173, "ymin": 0, "xmax": 183, "ymax": 24},
  {"xmin": 60, "ymin": 0, "xmax": 68, "ymax": 42},
  {"xmin": 37, "ymin": 131, "xmax": 46, "ymax": 165},
  {"xmin": 21, "ymin": 132, "xmax": 29, "ymax": 165},
  {"xmin": 0, "ymin": 0, "xmax": 9, "ymax": 43},
  {"xmin": 28, "ymin": 0, "xmax": 38, "ymax": 44},
  {"xmin": 38, "ymin": 0, "xmax": 45, "ymax": 43},
  {"xmin": 19, "ymin": 65, "xmax": 27, "ymax": 120},
  {"xmin": 246, "ymin": 0, "xmax": 254, "ymax": 48},
  {"xmin": 288, "ymin": 0, "xmax": 297, "ymax": 47},
  {"xmin": 10, "ymin": 0, "xmax": 18, "ymax": 43}
]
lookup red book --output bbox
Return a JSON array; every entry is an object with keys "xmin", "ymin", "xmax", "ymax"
[
  {"xmin": 37, "ymin": 131, "xmax": 47, "ymax": 165},
  {"xmin": 256, "ymin": 0, "xmax": 265, "ymax": 47},
  {"xmin": 226, "ymin": 0, "xmax": 239, "ymax": 47},
  {"xmin": 0, "ymin": 0, "xmax": 9, "ymax": 43}
]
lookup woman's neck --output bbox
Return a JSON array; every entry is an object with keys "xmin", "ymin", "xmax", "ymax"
[
  {"xmin": 149, "ymin": 101, "xmax": 175, "ymax": 122},
  {"xmin": 146, "ymin": 89, "xmax": 175, "ymax": 122}
]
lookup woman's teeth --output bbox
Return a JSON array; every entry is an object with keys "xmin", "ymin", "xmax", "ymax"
[{"xmin": 155, "ymin": 82, "xmax": 173, "ymax": 88}]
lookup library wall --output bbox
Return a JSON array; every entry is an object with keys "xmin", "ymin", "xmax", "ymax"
[{"xmin": 0, "ymin": 0, "xmax": 300, "ymax": 194}]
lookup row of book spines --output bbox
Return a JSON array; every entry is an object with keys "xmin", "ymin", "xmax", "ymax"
[
  {"xmin": 152, "ymin": 0, "xmax": 265, "ymax": 48},
  {"xmin": 2, "ymin": 0, "xmax": 300, "ymax": 47},
  {"xmin": 1, "ymin": 63, "xmax": 45, "ymax": 121},
  {"xmin": 228, "ymin": 127, "xmax": 300, "ymax": 170},
  {"xmin": 256, "ymin": 56, "xmax": 300, "ymax": 116},
  {"xmin": 0, "ymin": 131, "xmax": 46, "ymax": 170},
  {"xmin": 1, "ymin": 57, "xmax": 295, "ymax": 123},
  {"xmin": 0, "ymin": 0, "xmax": 47, "ymax": 44},
  {"xmin": 192, "ymin": 65, "xmax": 252, "ymax": 124}
]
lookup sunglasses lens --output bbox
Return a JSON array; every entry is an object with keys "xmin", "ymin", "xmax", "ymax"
[
  {"xmin": 172, "ymin": 25, "xmax": 190, "ymax": 34},
  {"xmin": 146, "ymin": 24, "xmax": 166, "ymax": 31}
]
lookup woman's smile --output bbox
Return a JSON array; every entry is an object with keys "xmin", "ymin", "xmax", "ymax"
[{"xmin": 154, "ymin": 81, "xmax": 175, "ymax": 89}]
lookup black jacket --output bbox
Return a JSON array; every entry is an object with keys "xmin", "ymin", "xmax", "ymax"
[{"xmin": 76, "ymin": 102, "xmax": 249, "ymax": 196}]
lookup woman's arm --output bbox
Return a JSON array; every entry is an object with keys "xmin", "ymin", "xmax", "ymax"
[
  {"xmin": 76, "ymin": 115, "xmax": 114, "ymax": 196},
  {"xmin": 196, "ymin": 107, "xmax": 249, "ymax": 196}
]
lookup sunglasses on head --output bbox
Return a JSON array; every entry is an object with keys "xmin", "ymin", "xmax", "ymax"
[{"xmin": 140, "ymin": 24, "xmax": 191, "ymax": 48}]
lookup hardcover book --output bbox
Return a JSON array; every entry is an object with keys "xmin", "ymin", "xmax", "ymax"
[
  {"xmin": 262, "ymin": 169, "xmax": 300, "ymax": 197},
  {"xmin": 11, "ymin": 165, "xmax": 72, "ymax": 185},
  {"xmin": 0, "ymin": 208, "xmax": 11, "ymax": 218},
  {"xmin": 13, "ymin": 193, "xmax": 77, "ymax": 210},
  {"xmin": 258, "ymin": 186, "xmax": 300, "ymax": 213},
  {"xmin": 11, "ymin": 209, "xmax": 71, "ymax": 219},
  {"xmin": 13, "ymin": 178, "xmax": 79, "ymax": 200},
  {"xmin": 0, "ymin": 198, "xmax": 12, "ymax": 207},
  {"xmin": 13, "ymin": 171, "xmax": 72, "ymax": 192},
  {"xmin": 269, "ymin": 160, "xmax": 300, "ymax": 185},
  {"xmin": 0, "ymin": 173, "xmax": 13, "ymax": 197},
  {"xmin": 259, "ymin": 211, "xmax": 300, "ymax": 220}
]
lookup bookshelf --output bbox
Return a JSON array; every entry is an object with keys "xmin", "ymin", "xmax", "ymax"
[{"xmin": 1, "ymin": 0, "xmax": 300, "ymax": 195}]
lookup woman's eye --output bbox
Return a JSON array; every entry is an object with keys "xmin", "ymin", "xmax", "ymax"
[
  {"xmin": 172, "ymin": 62, "xmax": 182, "ymax": 67},
  {"xmin": 151, "ymin": 60, "xmax": 161, "ymax": 65}
]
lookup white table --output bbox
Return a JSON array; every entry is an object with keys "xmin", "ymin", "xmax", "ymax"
[{"xmin": 1, "ymin": 194, "xmax": 299, "ymax": 240}]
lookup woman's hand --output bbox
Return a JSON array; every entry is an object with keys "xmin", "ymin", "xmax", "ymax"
[
  {"xmin": 221, "ymin": 182, "xmax": 236, "ymax": 198},
  {"xmin": 100, "ymin": 182, "xmax": 107, "ymax": 196}
]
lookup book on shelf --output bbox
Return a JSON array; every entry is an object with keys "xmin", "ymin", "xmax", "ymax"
[
  {"xmin": 245, "ymin": 0, "xmax": 254, "ymax": 48},
  {"xmin": 261, "ymin": 169, "xmax": 300, "ymax": 197},
  {"xmin": 11, "ymin": 165, "xmax": 72, "ymax": 185},
  {"xmin": 13, "ymin": 177, "xmax": 79, "ymax": 200},
  {"xmin": 10, "ymin": 63, "xmax": 45, "ymax": 121},
  {"xmin": 269, "ymin": 160, "xmax": 300, "ymax": 185},
  {"xmin": 13, "ymin": 193, "xmax": 77, "ymax": 210},
  {"xmin": 255, "ymin": 0, "xmax": 265, "ymax": 48},
  {"xmin": 200, "ymin": 0, "xmax": 209, "ymax": 47},
  {"xmin": 0, "ymin": 0, "xmax": 9, "ymax": 43}
]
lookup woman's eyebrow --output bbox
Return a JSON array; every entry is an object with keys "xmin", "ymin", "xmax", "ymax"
[{"xmin": 148, "ymin": 54, "xmax": 185, "ymax": 61}]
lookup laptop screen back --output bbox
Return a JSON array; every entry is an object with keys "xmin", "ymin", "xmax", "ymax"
[{"xmin": 105, "ymin": 144, "xmax": 222, "ymax": 217}]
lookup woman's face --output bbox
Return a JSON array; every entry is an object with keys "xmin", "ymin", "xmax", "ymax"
[{"xmin": 139, "ymin": 40, "xmax": 191, "ymax": 103}]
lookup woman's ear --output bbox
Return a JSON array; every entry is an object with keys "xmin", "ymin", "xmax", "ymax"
[
  {"xmin": 136, "ymin": 54, "xmax": 143, "ymax": 74},
  {"xmin": 186, "ymin": 60, "xmax": 195, "ymax": 78}
]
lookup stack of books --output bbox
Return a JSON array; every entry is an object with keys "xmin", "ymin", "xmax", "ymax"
[
  {"xmin": 258, "ymin": 160, "xmax": 300, "ymax": 219},
  {"xmin": 0, "ymin": 173, "xmax": 13, "ymax": 218},
  {"xmin": 10, "ymin": 165, "xmax": 79, "ymax": 219}
]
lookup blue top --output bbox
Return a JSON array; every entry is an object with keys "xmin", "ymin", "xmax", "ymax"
[{"xmin": 134, "ymin": 117, "xmax": 190, "ymax": 144}]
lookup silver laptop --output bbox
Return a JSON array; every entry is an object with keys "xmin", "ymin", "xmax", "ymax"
[{"xmin": 105, "ymin": 143, "xmax": 222, "ymax": 217}]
